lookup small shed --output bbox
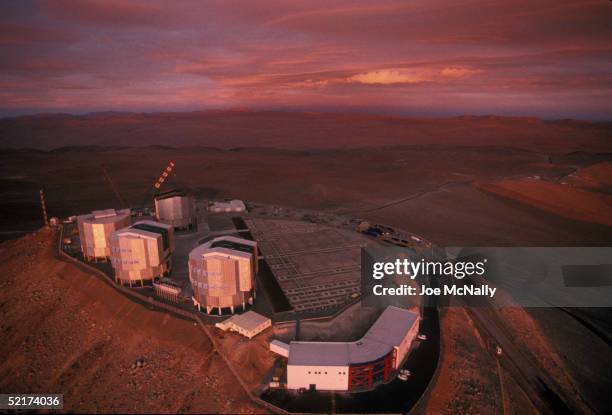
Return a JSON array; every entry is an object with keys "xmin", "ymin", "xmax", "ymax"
[
  {"xmin": 215, "ymin": 310, "xmax": 271, "ymax": 339},
  {"xmin": 269, "ymin": 340, "xmax": 290, "ymax": 358}
]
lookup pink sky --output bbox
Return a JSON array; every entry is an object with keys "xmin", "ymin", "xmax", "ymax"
[{"xmin": 1, "ymin": 0, "xmax": 611, "ymax": 119}]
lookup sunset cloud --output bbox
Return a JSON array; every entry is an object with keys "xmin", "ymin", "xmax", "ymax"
[
  {"xmin": 347, "ymin": 70, "xmax": 426, "ymax": 85},
  {"xmin": 0, "ymin": 1, "xmax": 611, "ymax": 119},
  {"xmin": 440, "ymin": 67, "xmax": 481, "ymax": 78},
  {"xmin": 346, "ymin": 67, "xmax": 481, "ymax": 85}
]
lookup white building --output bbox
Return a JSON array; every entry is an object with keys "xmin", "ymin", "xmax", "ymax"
[
  {"xmin": 271, "ymin": 306, "xmax": 419, "ymax": 392},
  {"xmin": 270, "ymin": 340, "xmax": 290, "ymax": 358},
  {"xmin": 209, "ymin": 199, "xmax": 246, "ymax": 213},
  {"xmin": 215, "ymin": 310, "xmax": 271, "ymax": 339}
]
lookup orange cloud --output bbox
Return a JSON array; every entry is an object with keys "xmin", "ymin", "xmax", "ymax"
[
  {"xmin": 347, "ymin": 69, "xmax": 426, "ymax": 85},
  {"xmin": 440, "ymin": 67, "xmax": 481, "ymax": 78},
  {"xmin": 1, "ymin": 0, "xmax": 611, "ymax": 118},
  {"xmin": 346, "ymin": 67, "xmax": 481, "ymax": 85}
]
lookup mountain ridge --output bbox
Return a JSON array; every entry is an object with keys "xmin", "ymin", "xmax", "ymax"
[{"xmin": 1, "ymin": 110, "xmax": 610, "ymax": 152}]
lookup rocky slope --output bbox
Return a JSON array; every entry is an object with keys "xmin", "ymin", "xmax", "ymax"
[{"xmin": 0, "ymin": 228, "xmax": 264, "ymax": 414}]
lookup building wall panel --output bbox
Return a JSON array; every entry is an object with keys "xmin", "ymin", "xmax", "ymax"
[{"xmin": 287, "ymin": 365, "xmax": 349, "ymax": 391}]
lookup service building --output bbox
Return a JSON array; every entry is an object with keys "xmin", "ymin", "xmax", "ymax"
[
  {"xmin": 272, "ymin": 306, "xmax": 419, "ymax": 392},
  {"xmin": 215, "ymin": 310, "xmax": 271, "ymax": 339}
]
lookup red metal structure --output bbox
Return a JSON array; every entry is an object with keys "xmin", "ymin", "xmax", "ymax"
[
  {"xmin": 39, "ymin": 188, "xmax": 48, "ymax": 226},
  {"xmin": 347, "ymin": 351, "xmax": 394, "ymax": 391},
  {"xmin": 154, "ymin": 160, "xmax": 175, "ymax": 189}
]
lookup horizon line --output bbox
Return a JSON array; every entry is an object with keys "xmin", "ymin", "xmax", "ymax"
[{"xmin": 1, "ymin": 107, "xmax": 611, "ymax": 123}]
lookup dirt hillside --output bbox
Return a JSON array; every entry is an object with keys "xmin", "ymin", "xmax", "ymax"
[
  {"xmin": 476, "ymin": 179, "xmax": 612, "ymax": 227},
  {"xmin": 0, "ymin": 228, "xmax": 265, "ymax": 414}
]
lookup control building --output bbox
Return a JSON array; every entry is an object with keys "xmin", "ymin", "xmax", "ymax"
[
  {"xmin": 271, "ymin": 306, "xmax": 419, "ymax": 392},
  {"xmin": 188, "ymin": 235, "xmax": 257, "ymax": 314},
  {"xmin": 77, "ymin": 209, "xmax": 131, "ymax": 261},
  {"xmin": 109, "ymin": 220, "xmax": 175, "ymax": 286},
  {"xmin": 154, "ymin": 189, "xmax": 196, "ymax": 230}
]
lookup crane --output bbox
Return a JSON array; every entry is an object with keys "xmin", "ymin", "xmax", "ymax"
[
  {"xmin": 100, "ymin": 164, "xmax": 126, "ymax": 208},
  {"xmin": 154, "ymin": 160, "xmax": 176, "ymax": 189},
  {"xmin": 138, "ymin": 160, "xmax": 178, "ymax": 210}
]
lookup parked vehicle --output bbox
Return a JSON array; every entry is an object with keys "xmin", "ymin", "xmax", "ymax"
[{"xmin": 398, "ymin": 370, "xmax": 411, "ymax": 381}]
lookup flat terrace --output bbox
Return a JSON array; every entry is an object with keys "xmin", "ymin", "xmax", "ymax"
[{"xmin": 245, "ymin": 219, "xmax": 369, "ymax": 313}]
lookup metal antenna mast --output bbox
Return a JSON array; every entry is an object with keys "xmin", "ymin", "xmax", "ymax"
[{"xmin": 39, "ymin": 188, "xmax": 49, "ymax": 226}]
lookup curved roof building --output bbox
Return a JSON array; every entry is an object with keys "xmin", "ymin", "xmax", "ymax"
[
  {"xmin": 188, "ymin": 235, "xmax": 257, "ymax": 314},
  {"xmin": 109, "ymin": 220, "xmax": 175, "ymax": 286},
  {"xmin": 77, "ymin": 209, "xmax": 131, "ymax": 261},
  {"xmin": 154, "ymin": 189, "xmax": 196, "ymax": 230},
  {"xmin": 274, "ymin": 306, "xmax": 420, "ymax": 392},
  {"xmin": 209, "ymin": 199, "xmax": 246, "ymax": 213}
]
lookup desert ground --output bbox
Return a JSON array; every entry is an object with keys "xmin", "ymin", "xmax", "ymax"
[
  {"xmin": 1, "ymin": 111, "xmax": 611, "ymax": 152},
  {"xmin": 1, "ymin": 145, "xmax": 611, "ymax": 246},
  {"xmin": 1, "ymin": 112, "xmax": 611, "ymax": 413}
]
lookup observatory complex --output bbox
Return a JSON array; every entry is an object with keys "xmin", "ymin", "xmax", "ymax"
[
  {"xmin": 188, "ymin": 235, "xmax": 258, "ymax": 314},
  {"xmin": 154, "ymin": 189, "xmax": 197, "ymax": 230},
  {"xmin": 271, "ymin": 306, "xmax": 419, "ymax": 392},
  {"xmin": 109, "ymin": 220, "xmax": 175, "ymax": 286},
  {"xmin": 77, "ymin": 208, "xmax": 131, "ymax": 261}
]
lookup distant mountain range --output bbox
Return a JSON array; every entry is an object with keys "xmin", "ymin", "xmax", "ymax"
[{"xmin": 1, "ymin": 110, "xmax": 610, "ymax": 153}]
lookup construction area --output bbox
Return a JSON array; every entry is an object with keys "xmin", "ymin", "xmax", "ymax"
[{"xmin": 245, "ymin": 218, "xmax": 369, "ymax": 314}]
